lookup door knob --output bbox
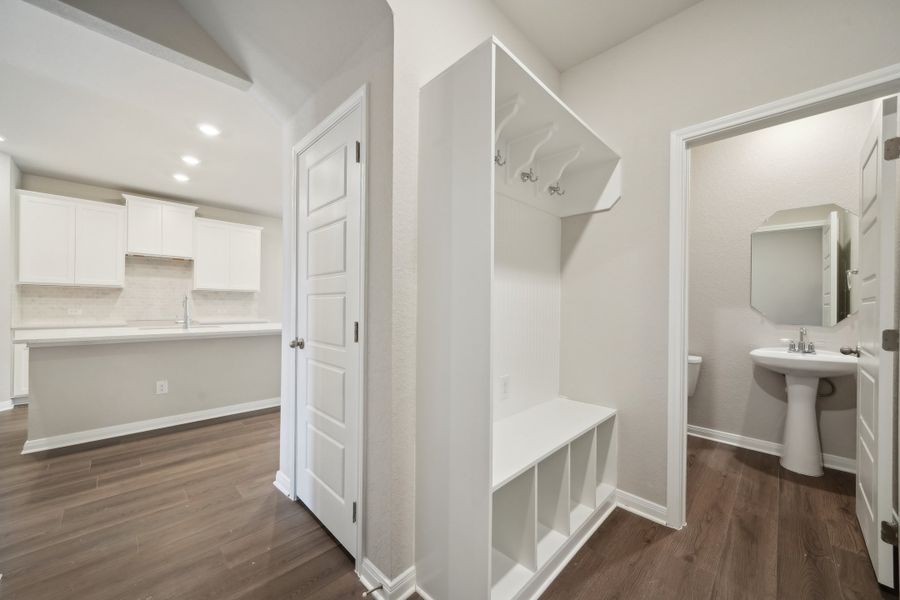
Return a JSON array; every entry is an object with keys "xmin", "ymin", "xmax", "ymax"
[{"xmin": 289, "ymin": 337, "xmax": 305, "ymax": 349}]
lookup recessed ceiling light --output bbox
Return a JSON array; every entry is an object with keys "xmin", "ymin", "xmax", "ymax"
[
  {"xmin": 173, "ymin": 173, "xmax": 190, "ymax": 183},
  {"xmin": 197, "ymin": 123, "xmax": 220, "ymax": 137},
  {"xmin": 181, "ymin": 155, "xmax": 200, "ymax": 166}
]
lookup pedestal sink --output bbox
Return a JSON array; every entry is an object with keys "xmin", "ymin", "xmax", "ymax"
[{"xmin": 750, "ymin": 347, "xmax": 857, "ymax": 476}]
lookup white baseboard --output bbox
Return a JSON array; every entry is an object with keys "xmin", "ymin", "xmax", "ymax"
[
  {"xmin": 21, "ymin": 397, "xmax": 280, "ymax": 454},
  {"xmin": 359, "ymin": 559, "xmax": 416, "ymax": 600},
  {"xmin": 0, "ymin": 399, "xmax": 13, "ymax": 412},
  {"xmin": 616, "ymin": 489, "xmax": 668, "ymax": 525},
  {"xmin": 273, "ymin": 470, "xmax": 293, "ymax": 499},
  {"xmin": 687, "ymin": 424, "xmax": 856, "ymax": 474},
  {"xmin": 12, "ymin": 397, "xmax": 29, "ymax": 407}
]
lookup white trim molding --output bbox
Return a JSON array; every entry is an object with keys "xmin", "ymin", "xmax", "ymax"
[
  {"xmin": 0, "ymin": 399, "xmax": 13, "ymax": 412},
  {"xmin": 616, "ymin": 489, "xmax": 668, "ymax": 525},
  {"xmin": 359, "ymin": 559, "xmax": 416, "ymax": 600},
  {"xmin": 22, "ymin": 397, "xmax": 280, "ymax": 454},
  {"xmin": 273, "ymin": 470, "xmax": 293, "ymax": 498},
  {"xmin": 668, "ymin": 61, "xmax": 900, "ymax": 532},
  {"xmin": 687, "ymin": 424, "xmax": 856, "ymax": 474}
]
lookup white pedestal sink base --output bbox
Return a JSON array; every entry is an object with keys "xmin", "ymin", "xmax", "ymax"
[{"xmin": 781, "ymin": 374, "xmax": 824, "ymax": 477}]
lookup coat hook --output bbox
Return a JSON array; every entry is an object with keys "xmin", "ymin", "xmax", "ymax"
[
  {"xmin": 548, "ymin": 182, "xmax": 565, "ymax": 196},
  {"xmin": 494, "ymin": 149, "xmax": 506, "ymax": 166},
  {"xmin": 520, "ymin": 167, "xmax": 538, "ymax": 183}
]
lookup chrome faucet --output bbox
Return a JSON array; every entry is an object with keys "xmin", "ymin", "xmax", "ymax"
[
  {"xmin": 176, "ymin": 294, "xmax": 192, "ymax": 329},
  {"xmin": 787, "ymin": 328, "xmax": 815, "ymax": 354}
]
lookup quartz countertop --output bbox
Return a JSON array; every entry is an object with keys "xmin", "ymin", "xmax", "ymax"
[{"xmin": 14, "ymin": 322, "xmax": 282, "ymax": 347}]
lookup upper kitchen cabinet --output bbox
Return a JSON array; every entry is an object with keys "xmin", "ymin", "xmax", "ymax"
[
  {"xmin": 18, "ymin": 191, "xmax": 126, "ymax": 287},
  {"xmin": 193, "ymin": 218, "xmax": 262, "ymax": 292},
  {"xmin": 123, "ymin": 194, "xmax": 197, "ymax": 259}
]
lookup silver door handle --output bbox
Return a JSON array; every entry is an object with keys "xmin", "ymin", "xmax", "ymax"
[
  {"xmin": 289, "ymin": 337, "xmax": 305, "ymax": 349},
  {"xmin": 846, "ymin": 268, "xmax": 859, "ymax": 290}
]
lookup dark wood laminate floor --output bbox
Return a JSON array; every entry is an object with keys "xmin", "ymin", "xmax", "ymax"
[
  {"xmin": 0, "ymin": 406, "xmax": 367, "ymax": 600},
  {"xmin": 542, "ymin": 436, "xmax": 895, "ymax": 600}
]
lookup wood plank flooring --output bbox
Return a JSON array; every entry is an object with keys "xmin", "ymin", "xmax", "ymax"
[
  {"xmin": 541, "ymin": 436, "xmax": 894, "ymax": 600},
  {"xmin": 0, "ymin": 406, "xmax": 366, "ymax": 600}
]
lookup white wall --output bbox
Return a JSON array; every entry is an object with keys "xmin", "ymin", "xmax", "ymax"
[
  {"xmin": 689, "ymin": 103, "xmax": 873, "ymax": 460},
  {"xmin": 386, "ymin": 0, "xmax": 559, "ymax": 577},
  {"xmin": 493, "ymin": 194, "xmax": 561, "ymax": 422},
  {"xmin": 15, "ymin": 173, "xmax": 282, "ymax": 323},
  {"xmin": 1, "ymin": 153, "xmax": 20, "ymax": 408},
  {"xmin": 558, "ymin": 0, "xmax": 900, "ymax": 505}
]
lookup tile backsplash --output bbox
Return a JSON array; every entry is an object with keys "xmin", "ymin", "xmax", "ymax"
[{"xmin": 14, "ymin": 256, "xmax": 258, "ymax": 326}]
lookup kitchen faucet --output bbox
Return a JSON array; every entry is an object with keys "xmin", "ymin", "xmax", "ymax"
[{"xmin": 176, "ymin": 294, "xmax": 192, "ymax": 329}]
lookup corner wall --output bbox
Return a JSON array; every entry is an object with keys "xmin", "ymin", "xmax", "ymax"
[
  {"xmin": 558, "ymin": 0, "xmax": 900, "ymax": 506},
  {"xmin": 0, "ymin": 153, "xmax": 20, "ymax": 409}
]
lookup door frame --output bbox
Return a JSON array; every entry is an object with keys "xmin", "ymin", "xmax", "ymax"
[
  {"xmin": 286, "ymin": 84, "xmax": 368, "ymax": 568},
  {"xmin": 667, "ymin": 64, "xmax": 900, "ymax": 532}
]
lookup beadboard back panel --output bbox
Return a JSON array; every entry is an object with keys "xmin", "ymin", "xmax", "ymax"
[{"xmin": 493, "ymin": 193, "xmax": 562, "ymax": 422}]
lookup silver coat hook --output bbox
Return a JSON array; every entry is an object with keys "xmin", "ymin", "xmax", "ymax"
[
  {"xmin": 520, "ymin": 167, "xmax": 538, "ymax": 183},
  {"xmin": 494, "ymin": 149, "xmax": 506, "ymax": 166},
  {"xmin": 548, "ymin": 182, "xmax": 565, "ymax": 196}
]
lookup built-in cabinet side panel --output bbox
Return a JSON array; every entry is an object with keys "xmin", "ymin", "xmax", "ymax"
[
  {"xmin": 18, "ymin": 194, "xmax": 76, "ymax": 285},
  {"xmin": 416, "ymin": 41, "xmax": 495, "ymax": 600},
  {"xmin": 125, "ymin": 197, "xmax": 163, "ymax": 256},
  {"xmin": 74, "ymin": 203, "xmax": 125, "ymax": 287}
]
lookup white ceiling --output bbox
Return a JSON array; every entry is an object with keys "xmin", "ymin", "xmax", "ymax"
[
  {"xmin": 492, "ymin": 0, "xmax": 703, "ymax": 71},
  {"xmin": 0, "ymin": 0, "xmax": 392, "ymax": 216}
]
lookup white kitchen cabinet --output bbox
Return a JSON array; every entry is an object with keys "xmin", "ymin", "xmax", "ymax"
[
  {"xmin": 193, "ymin": 218, "xmax": 262, "ymax": 292},
  {"xmin": 12, "ymin": 343, "xmax": 28, "ymax": 398},
  {"xmin": 124, "ymin": 194, "xmax": 197, "ymax": 259},
  {"xmin": 18, "ymin": 192, "xmax": 76, "ymax": 285},
  {"xmin": 18, "ymin": 191, "xmax": 125, "ymax": 287}
]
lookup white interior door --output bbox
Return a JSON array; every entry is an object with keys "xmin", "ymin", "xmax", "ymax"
[
  {"xmin": 294, "ymin": 104, "xmax": 362, "ymax": 557},
  {"xmin": 857, "ymin": 97, "xmax": 897, "ymax": 587}
]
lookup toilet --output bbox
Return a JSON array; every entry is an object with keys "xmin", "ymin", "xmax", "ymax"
[{"xmin": 688, "ymin": 355, "xmax": 703, "ymax": 397}]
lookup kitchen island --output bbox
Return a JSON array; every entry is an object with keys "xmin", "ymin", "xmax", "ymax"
[{"xmin": 15, "ymin": 322, "xmax": 282, "ymax": 453}]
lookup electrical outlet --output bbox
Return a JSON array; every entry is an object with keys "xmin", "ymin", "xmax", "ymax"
[
  {"xmin": 155, "ymin": 380, "xmax": 169, "ymax": 395},
  {"xmin": 500, "ymin": 375, "xmax": 510, "ymax": 400},
  {"xmin": 67, "ymin": 308, "xmax": 82, "ymax": 316}
]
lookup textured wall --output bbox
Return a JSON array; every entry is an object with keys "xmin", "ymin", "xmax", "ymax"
[
  {"xmin": 14, "ymin": 173, "xmax": 281, "ymax": 325},
  {"xmin": 688, "ymin": 103, "xmax": 874, "ymax": 460},
  {"xmin": 559, "ymin": 0, "xmax": 900, "ymax": 505}
]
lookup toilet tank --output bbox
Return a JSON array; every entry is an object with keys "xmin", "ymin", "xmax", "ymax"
[{"xmin": 688, "ymin": 355, "xmax": 702, "ymax": 397}]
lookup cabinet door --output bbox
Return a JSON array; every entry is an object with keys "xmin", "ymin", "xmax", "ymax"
[
  {"xmin": 13, "ymin": 343, "xmax": 28, "ymax": 398},
  {"xmin": 161, "ymin": 204, "xmax": 195, "ymax": 258},
  {"xmin": 126, "ymin": 198, "xmax": 162, "ymax": 255},
  {"xmin": 193, "ymin": 220, "xmax": 231, "ymax": 290},
  {"xmin": 18, "ymin": 194, "xmax": 76, "ymax": 285},
  {"xmin": 229, "ymin": 227, "xmax": 261, "ymax": 291},
  {"xmin": 74, "ymin": 203, "xmax": 126, "ymax": 287}
]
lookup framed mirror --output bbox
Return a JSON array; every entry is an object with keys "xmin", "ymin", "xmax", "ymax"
[{"xmin": 750, "ymin": 204, "xmax": 859, "ymax": 326}]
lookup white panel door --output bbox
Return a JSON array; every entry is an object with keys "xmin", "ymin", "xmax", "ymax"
[
  {"xmin": 74, "ymin": 203, "xmax": 125, "ymax": 287},
  {"xmin": 295, "ymin": 104, "xmax": 362, "ymax": 557},
  {"xmin": 856, "ymin": 98, "xmax": 897, "ymax": 586},
  {"xmin": 18, "ymin": 193, "xmax": 76, "ymax": 285},
  {"xmin": 229, "ymin": 227, "xmax": 261, "ymax": 291},
  {"xmin": 193, "ymin": 219, "xmax": 231, "ymax": 290},
  {"xmin": 126, "ymin": 197, "xmax": 163, "ymax": 256},
  {"xmin": 161, "ymin": 204, "xmax": 195, "ymax": 259}
]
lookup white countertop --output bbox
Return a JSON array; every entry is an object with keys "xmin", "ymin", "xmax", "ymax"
[{"xmin": 15, "ymin": 322, "xmax": 282, "ymax": 347}]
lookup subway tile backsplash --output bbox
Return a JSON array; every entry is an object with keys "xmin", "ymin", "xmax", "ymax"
[{"xmin": 14, "ymin": 256, "xmax": 258, "ymax": 326}]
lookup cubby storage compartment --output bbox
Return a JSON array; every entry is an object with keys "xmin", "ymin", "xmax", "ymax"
[
  {"xmin": 596, "ymin": 418, "xmax": 617, "ymax": 507},
  {"xmin": 492, "ymin": 469, "xmax": 536, "ymax": 600},
  {"xmin": 536, "ymin": 447, "xmax": 570, "ymax": 566},
  {"xmin": 569, "ymin": 429, "xmax": 597, "ymax": 531}
]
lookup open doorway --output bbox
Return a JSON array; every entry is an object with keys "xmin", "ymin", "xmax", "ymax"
[{"xmin": 669, "ymin": 68, "xmax": 900, "ymax": 593}]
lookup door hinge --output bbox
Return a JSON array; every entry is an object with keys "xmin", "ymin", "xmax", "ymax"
[
  {"xmin": 354, "ymin": 321, "xmax": 359, "ymax": 343},
  {"xmin": 885, "ymin": 137, "xmax": 900, "ymax": 161},
  {"xmin": 352, "ymin": 501, "xmax": 357, "ymax": 523},
  {"xmin": 355, "ymin": 141, "xmax": 361, "ymax": 163},
  {"xmin": 881, "ymin": 518, "xmax": 898, "ymax": 545},
  {"xmin": 883, "ymin": 329, "xmax": 899, "ymax": 352}
]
